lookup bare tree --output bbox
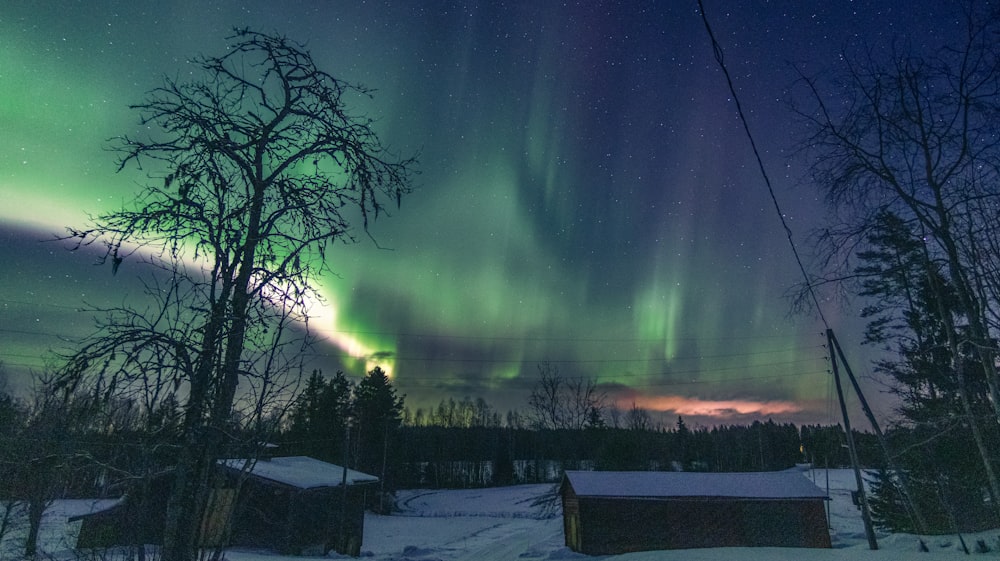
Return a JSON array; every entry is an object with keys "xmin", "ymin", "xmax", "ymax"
[
  {"xmin": 0, "ymin": 365, "xmax": 26, "ymax": 557},
  {"xmin": 606, "ymin": 403, "xmax": 623, "ymax": 429},
  {"xmin": 795, "ymin": 5, "xmax": 1000, "ymax": 517},
  {"xmin": 625, "ymin": 402, "xmax": 653, "ymax": 432},
  {"xmin": 526, "ymin": 363, "xmax": 606, "ymax": 430},
  {"xmin": 56, "ymin": 29, "xmax": 415, "ymax": 561}
]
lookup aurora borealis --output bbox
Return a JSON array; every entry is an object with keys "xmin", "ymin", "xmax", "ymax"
[{"xmin": 0, "ymin": 1, "xmax": 958, "ymax": 426}]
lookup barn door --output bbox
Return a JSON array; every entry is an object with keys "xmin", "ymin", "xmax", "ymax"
[
  {"xmin": 199, "ymin": 488, "xmax": 237, "ymax": 547},
  {"xmin": 566, "ymin": 512, "xmax": 581, "ymax": 551}
]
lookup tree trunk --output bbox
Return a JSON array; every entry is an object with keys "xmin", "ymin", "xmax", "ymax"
[
  {"xmin": 0, "ymin": 501, "xmax": 16, "ymax": 551},
  {"xmin": 162, "ymin": 438, "xmax": 224, "ymax": 561},
  {"xmin": 162, "ymin": 178, "xmax": 265, "ymax": 561},
  {"xmin": 933, "ymin": 207, "xmax": 1000, "ymax": 426},
  {"xmin": 161, "ymin": 332, "xmax": 218, "ymax": 560},
  {"xmin": 23, "ymin": 497, "xmax": 46, "ymax": 558}
]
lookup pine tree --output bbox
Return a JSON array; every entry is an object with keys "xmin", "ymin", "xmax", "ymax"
[
  {"xmin": 352, "ymin": 367, "xmax": 404, "ymax": 509},
  {"xmin": 285, "ymin": 370, "xmax": 353, "ymax": 463}
]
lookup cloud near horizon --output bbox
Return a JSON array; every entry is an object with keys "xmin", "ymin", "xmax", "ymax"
[{"xmin": 625, "ymin": 394, "xmax": 804, "ymax": 419}]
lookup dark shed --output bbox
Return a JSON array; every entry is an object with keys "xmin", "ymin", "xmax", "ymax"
[
  {"xmin": 73, "ymin": 456, "xmax": 378, "ymax": 556},
  {"xmin": 560, "ymin": 470, "xmax": 831, "ymax": 555}
]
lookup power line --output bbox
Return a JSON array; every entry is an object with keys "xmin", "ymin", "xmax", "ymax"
[
  {"xmin": 298, "ymin": 343, "xmax": 824, "ymax": 364},
  {"xmin": 0, "ymin": 297, "xmax": 92, "ymax": 311},
  {"xmin": 393, "ymin": 368, "xmax": 830, "ymax": 389},
  {"xmin": 389, "ymin": 356, "xmax": 827, "ymax": 382},
  {"xmin": 319, "ymin": 329, "xmax": 814, "ymax": 344},
  {"xmin": 0, "ymin": 342, "xmax": 825, "ymax": 369},
  {"xmin": 696, "ymin": 0, "xmax": 830, "ymax": 331},
  {"xmin": 0, "ymin": 321, "xmax": 824, "ymax": 346}
]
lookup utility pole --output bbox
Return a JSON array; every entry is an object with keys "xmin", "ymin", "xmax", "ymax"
[
  {"xmin": 339, "ymin": 424, "xmax": 350, "ymax": 555},
  {"xmin": 829, "ymin": 331, "xmax": 928, "ymax": 534},
  {"xmin": 827, "ymin": 328, "xmax": 878, "ymax": 550}
]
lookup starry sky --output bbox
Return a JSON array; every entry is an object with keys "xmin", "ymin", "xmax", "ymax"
[{"xmin": 0, "ymin": 1, "xmax": 962, "ymax": 427}]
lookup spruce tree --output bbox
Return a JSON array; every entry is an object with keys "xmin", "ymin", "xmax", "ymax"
[
  {"xmin": 352, "ymin": 367, "xmax": 404, "ymax": 509},
  {"xmin": 858, "ymin": 212, "xmax": 1000, "ymax": 532}
]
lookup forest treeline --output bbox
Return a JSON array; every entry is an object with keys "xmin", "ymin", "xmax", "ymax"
[
  {"xmin": 0, "ymin": 371, "xmax": 878, "ymax": 497},
  {"xmin": 387, "ymin": 415, "xmax": 880, "ymax": 489},
  {"xmin": 271, "ymin": 366, "xmax": 881, "ymax": 488}
]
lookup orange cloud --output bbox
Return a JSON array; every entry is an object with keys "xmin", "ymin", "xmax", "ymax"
[{"xmin": 624, "ymin": 394, "xmax": 803, "ymax": 418}]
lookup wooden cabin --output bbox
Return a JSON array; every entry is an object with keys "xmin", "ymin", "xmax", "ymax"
[
  {"xmin": 560, "ymin": 470, "xmax": 831, "ymax": 555},
  {"xmin": 73, "ymin": 456, "xmax": 378, "ymax": 556}
]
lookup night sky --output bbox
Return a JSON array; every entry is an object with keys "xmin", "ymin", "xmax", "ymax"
[{"xmin": 0, "ymin": 1, "xmax": 961, "ymax": 427}]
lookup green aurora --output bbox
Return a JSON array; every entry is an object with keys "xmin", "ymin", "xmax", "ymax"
[{"xmin": 0, "ymin": 1, "xmax": 955, "ymax": 425}]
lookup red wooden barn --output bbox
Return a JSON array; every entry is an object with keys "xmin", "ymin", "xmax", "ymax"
[
  {"xmin": 560, "ymin": 470, "xmax": 831, "ymax": 554},
  {"xmin": 73, "ymin": 456, "xmax": 378, "ymax": 556}
]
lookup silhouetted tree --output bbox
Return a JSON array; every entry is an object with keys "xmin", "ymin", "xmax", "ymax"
[
  {"xmin": 625, "ymin": 403, "xmax": 653, "ymax": 431},
  {"xmin": 0, "ymin": 367, "xmax": 26, "ymax": 551},
  {"xmin": 285, "ymin": 370, "xmax": 353, "ymax": 463},
  {"xmin": 352, "ymin": 367, "xmax": 404, "ymax": 509},
  {"xmin": 674, "ymin": 416, "xmax": 691, "ymax": 469},
  {"xmin": 526, "ymin": 363, "xmax": 606, "ymax": 430},
  {"xmin": 54, "ymin": 28, "xmax": 414, "ymax": 561},
  {"xmin": 6, "ymin": 382, "xmax": 112, "ymax": 558},
  {"xmin": 856, "ymin": 212, "xmax": 999, "ymax": 532},
  {"xmin": 796, "ymin": 5, "xmax": 1000, "ymax": 520}
]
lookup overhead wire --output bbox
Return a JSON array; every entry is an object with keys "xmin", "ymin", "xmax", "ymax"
[
  {"xmin": 696, "ymin": 1, "xmax": 903, "ymax": 543},
  {"xmin": 695, "ymin": 0, "xmax": 830, "ymax": 332},
  {"xmin": 695, "ymin": 0, "xmax": 842, "ymax": 426},
  {"xmin": 396, "ymin": 369, "xmax": 831, "ymax": 389},
  {"xmin": 0, "ymin": 341, "xmax": 826, "ymax": 371}
]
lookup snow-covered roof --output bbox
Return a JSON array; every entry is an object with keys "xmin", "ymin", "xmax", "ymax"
[
  {"xmin": 563, "ymin": 470, "xmax": 827, "ymax": 500},
  {"xmin": 220, "ymin": 456, "xmax": 378, "ymax": 490},
  {"xmin": 66, "ymin": 497, "xmax": 128, "ymax": 521}
]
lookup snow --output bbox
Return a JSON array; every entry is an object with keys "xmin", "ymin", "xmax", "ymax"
[
  {"xmin": 220, "ymin": 456, "xmax": 379, "ymax": 489},
  {"xmin": 6, "ymin": 469, "xmax": 999, "ymax": 560},
  {"xmin": 564, "ymin": 469, "xmax": 828, "ymax": 499},
  {"xmin": 0, "ymin": 499, "xmax": 120, "ymax": 559}
]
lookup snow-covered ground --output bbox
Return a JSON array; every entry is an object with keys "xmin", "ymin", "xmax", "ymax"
[
  {"xmin": 0, "ymin": 498, "xmax": 121, "ymax": 559},
  {"xmin": 5, "ymin": 470, "xmax": 999, "ymax": 560}
]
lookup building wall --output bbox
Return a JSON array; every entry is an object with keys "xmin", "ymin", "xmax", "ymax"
[
  {"xmin": 77, "ymin": 474, "xmax": 372, "ymax": 557},
  {"xmin": 562, "ymin": 491, "xmax": 581, "ymax": 551},
  {"xmin": 76, "ymin": 476, "xmax": 172, "ymax": 549},
  {"xmin": 563, "ymin": 490, "xmax": 831, "ymax": 555}
]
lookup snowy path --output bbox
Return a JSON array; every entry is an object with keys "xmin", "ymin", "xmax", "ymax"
[{"xmin": 362, "ymin": 484, "xmax": 568, "ymax": 561}]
